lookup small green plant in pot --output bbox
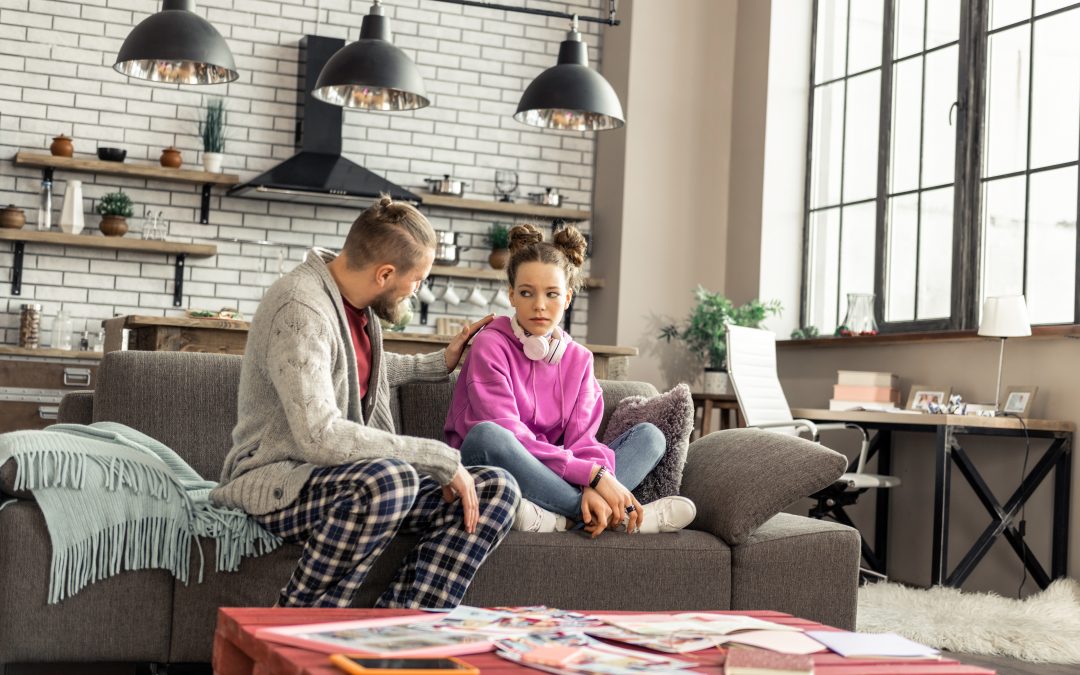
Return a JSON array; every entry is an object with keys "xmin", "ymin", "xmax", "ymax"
[
  {"xmin": 659, "ymin": 287, "xmax": 782, "ymax": 394},
  {"xmin": 200, "ymin": 98, "xmax": 226, "ymax": 173},
  {"xmin": 486, "ymin": 223, "xmax": 511, "ymax": 270},
  {"xmin": 95, "ymin": 191, "xmax": 134, "ymax": 237}
]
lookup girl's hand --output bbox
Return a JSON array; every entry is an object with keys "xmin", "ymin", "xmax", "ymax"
[
  {"xmin": 593, "ymin": 472, "xmax": 644, "ymax": 533},
  {"xmin": 580, "ymin": 488, "xmax": 612, "ymax": 539}
]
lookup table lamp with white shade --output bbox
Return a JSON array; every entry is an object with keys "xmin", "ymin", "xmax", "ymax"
[{"xmin": 978, "ymin": 295, "xmax": 1031, "ymax": 412}]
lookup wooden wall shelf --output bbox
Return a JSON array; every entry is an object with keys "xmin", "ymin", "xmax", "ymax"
[
  {"xmin": 14, "ymin": 152, "xmax": 239, "ymax": 186},
  {"xmin": 14, "ymin": 151, "xmax": 239, "ymax": 224},
  {"xmin": 429, "ymin": 264, "xmax": 604, "ymax": 289},
  {"xmin": 416, "ymin": 191, "xmax": 591, "ymax": 222},
  {"xmin": 0, "ymin": 229, "xmax": 217, "ymax": 308}
]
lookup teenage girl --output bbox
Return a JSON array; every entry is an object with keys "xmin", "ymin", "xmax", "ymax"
[{"xmin": 444, "ymin": 224, "xmax": 696, "ymax": 536}]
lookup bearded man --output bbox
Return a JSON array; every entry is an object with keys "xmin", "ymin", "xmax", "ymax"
[{"xmin": 211, "ymin": 196, "xmax": 517, "ymax": 608}]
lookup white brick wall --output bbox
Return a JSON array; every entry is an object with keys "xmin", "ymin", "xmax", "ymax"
[{"xmin": 0, "ymin": 0, "xmax": 605, "ymax": 345}]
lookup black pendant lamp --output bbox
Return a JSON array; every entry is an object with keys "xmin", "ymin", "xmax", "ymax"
[
  {"xmin": 312, "ymin": 0, "xmax": 429, "ymax": 111},
  {"xmin": 114, "ymin": 0, "xmax": 237, "ymax": 85},
  {"xmin": 514, "ymin": 16, "xmax": 624, "ymax": 131}
]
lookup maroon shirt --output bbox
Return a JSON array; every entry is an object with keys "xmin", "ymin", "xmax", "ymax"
[{"xmin": 342, "ymin": 300, "xmax": 372, "ymax": 400}]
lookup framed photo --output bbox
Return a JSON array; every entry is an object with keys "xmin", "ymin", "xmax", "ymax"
[
  {"xmin": 906, "ymin": 385, "xmax": 953, "ymax": 412},
  {"xmin": 1002, "ymin": 386, "xmax": 1038, "ymax": 417}
]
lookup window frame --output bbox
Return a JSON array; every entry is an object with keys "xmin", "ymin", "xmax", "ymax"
[{"xmin": 801, "ymin": 0, "xmax": 1080, "ymax": 334}]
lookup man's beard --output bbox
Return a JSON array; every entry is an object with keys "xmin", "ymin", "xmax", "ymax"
[{"xmin": 371, "ymin": 289, "xmax": 409, "ymax": 325}]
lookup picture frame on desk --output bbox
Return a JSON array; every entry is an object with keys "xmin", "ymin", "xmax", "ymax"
[
  {"xmin": 905, "ymin": 385, "xmax": 952, "ymax": 412},
  {"xmin": 1002, "ymin": 385, "xmax": 1038, "ymax": 417}
]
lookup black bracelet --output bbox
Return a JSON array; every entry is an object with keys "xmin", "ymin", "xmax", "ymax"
[{"xmin": 589, "ymin": 466, "xmax": 606, "ymax": 489}]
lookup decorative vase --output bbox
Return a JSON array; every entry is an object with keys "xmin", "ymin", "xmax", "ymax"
[
  {"xmin": 838, "ymin": 293, "xmax": 878, "ymax": 336},
  {"xmin": 0, "ymin": 205, "xmax": 26, "ymax": 229},
  {"xmin": 488, "ymin": 248, "xmax": 510, "ymax": 270},
  {"xmin": 202, "ymin": 152, "xmax": 224, "ymax": 173},
  {"xmin": 99, "ymin": 215, "xmax": 128, "ymax": 237},
  {"xmin": 160, "ymin": 146, "xmax": 183, "ymax": 168},
  {"xmin": 702, "ymin": 368, "xmax": 732, "ymax": 395},
  {"xmin": 50, "ymin": 134, "xmax": 73, "ymax": 157},
  {"xmin": 59, "ymin": 180, "xmax": 85, "ymax": 234}
]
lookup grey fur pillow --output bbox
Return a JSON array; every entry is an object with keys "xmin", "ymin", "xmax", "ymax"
[{"xmin": 601, "ymin": 383, "xmax": 694, "ymax": 503}]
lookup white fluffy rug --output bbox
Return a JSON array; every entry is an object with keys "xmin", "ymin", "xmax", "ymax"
[{"xmin": 857, "ymin": 578, "xmax": 1080, "ymax": 663}]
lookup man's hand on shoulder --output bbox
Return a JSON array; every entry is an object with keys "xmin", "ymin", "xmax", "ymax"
[{"xmin": 444, "ymin": 314, "xmax": 495, "ymax": 372}]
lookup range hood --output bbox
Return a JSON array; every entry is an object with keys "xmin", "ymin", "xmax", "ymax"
[{"xmin": 228, "ymin": 35, "xmax": 420, "ymax": 206}]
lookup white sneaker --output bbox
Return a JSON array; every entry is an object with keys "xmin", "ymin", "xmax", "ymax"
[
  {"xmin": 625, "ymin": 496, "xmax": 697, "ymax": 534},
  {"xmin": 512, "ymin": 499, "xmax": 569, "ymax": 533}
]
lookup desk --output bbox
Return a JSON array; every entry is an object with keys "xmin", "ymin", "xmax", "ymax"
[
  {"xmin": 212, "ymin": 607, "xmax": 993, "ymax": 675},
  {"xmin": 691, "ymin": 392, "xmax": 743, "ymax": 438},
  {"xmin": 793, "ymin": 408, "xmax": 1073, "ymax": 589}
]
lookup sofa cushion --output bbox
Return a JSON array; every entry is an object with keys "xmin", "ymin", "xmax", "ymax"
[
  {"xmin": 679, "ymin": 428, "xmax": 847, "ymax": 546},
  {"xmin": 730, "ymin": 512, "xmax": 860, "ymax": 630},
  {"xmin": 0, "ymin": 500, "xmax": 173, "ymax": 664},
  {"xmin": 602, "ymin": 383, "xmax": 694, "ymax": 503},
  {"xmin": 92, "ymin": 351, "xmax": 242, "ymax": 481}
]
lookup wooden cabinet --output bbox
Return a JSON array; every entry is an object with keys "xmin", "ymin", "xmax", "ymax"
[
  {"xmin": 0, "ymin": 346, "xmax": 100, "ymax": 432},
  {"xmin": 102, "ymin": 315, "xmax": 637, "ymax": 380}
]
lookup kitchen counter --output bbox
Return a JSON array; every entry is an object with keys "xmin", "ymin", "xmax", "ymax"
[{"xmin": 102, "ymin": 315, "xmax": 637, "ymax": 380}]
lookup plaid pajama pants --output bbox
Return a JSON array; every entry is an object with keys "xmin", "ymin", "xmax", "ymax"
[{"xmin": 255, "ymin": 457, "xmax": 518, "ymax": 608}]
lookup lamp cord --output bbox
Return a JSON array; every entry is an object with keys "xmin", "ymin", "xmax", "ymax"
[{"xmin": 1001, "ymin": 411, "xmax": 1031, "ymax": 598}]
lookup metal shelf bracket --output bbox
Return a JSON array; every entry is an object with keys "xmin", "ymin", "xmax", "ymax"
[
  {"xmin": 10, "ymin": 241, "xmax": 24, "ymax": 297},
  {"xmin": 173, "ymin": 253, "xmax": 187, "ymax": 307},
  {"xmin": 200, "ymin": 184, "xmax": 212, "ymax": 224}
]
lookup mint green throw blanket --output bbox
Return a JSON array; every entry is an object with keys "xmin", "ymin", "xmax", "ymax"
[{"xmin": 0, "ymin": 422, "xmax": 281, "ymax": 603}]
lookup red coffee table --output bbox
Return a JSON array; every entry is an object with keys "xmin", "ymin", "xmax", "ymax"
[{"xmin": 213, "ymin": 607, "xmax": 995, "ymax": 675}]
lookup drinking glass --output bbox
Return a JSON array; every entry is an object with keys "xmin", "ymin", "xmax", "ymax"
[{"xmin": 494, "ymin": 170, "xmax": 518, "ymax": 202}]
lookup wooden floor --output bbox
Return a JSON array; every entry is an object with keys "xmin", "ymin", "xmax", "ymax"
[{"xmin": 4, "ymin": 655, "xmax": 1080, "ymax": 674}]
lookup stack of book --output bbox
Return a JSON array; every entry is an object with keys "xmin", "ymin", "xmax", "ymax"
[{"xmin": 829, "ymin": 371, "xmax": 901, "ymax": 411}]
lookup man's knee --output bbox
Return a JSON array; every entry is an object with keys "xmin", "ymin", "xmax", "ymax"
[
  {"xmin": 471, "ymin": 466, "xmax": 520, "ymax": 506},
  {"xmin": 353, "ymin": 457, "xmax": 420, "ymax": 500}
]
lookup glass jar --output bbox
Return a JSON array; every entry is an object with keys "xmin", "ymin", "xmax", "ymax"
[
  {"xmin": 37, "ymin": 177, "xmax": 52, "ymax": 231},
  {"xmin": 50, "ymin": 308, "xmax": 73, "ymax": 350},
  {"xmin": 839, "ymin": 293, "xmax": 878, "ymax": 336},
  {"xmin": 19, "ymin": 303, "xmax": 42, "ymax": 349}
]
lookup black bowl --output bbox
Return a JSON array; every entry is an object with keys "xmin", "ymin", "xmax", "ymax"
[{"xmin": 96, "ymin": 147, "xmax": 127, "ymax": 162}]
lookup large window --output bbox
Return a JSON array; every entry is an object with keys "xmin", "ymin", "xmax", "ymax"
[{"xmin": 803, "ymin": 0, "xmax": 1080, "ymax": 334}]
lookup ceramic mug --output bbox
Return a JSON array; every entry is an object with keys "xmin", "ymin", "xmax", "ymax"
[
  {"xmin": 441, "ymin": 282, "xmax": 461, "ymax": 306},
  {"xmin": 467, "ymin": 284, "xmax": 488, "ymax": 308},
  {"xmin": 491, "ymin": 288, "xmax": 512, "ymax": 309},
  {"xmin": 416, "ymin": 282, "xmax": 437, "ymax": 304}
]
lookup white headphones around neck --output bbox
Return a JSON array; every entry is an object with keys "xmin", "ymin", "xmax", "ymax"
[{"xmin": 511, "ymin": 316, "xmax": 571, "ymax": 365}]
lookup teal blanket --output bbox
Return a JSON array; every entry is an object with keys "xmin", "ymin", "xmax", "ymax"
[{"xmin": 0, "ymin": 422, "xmax": 281, "ymax": 603}]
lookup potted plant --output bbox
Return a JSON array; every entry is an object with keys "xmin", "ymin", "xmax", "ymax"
[
  {"xmin": 660, "ymin": 287, "xmax": 782, "ymax": 394},
  {"xmin": 485, "ymin": 222, "xmax": 511, "ymax": 270},
  {"xmin": 95, "ymin": 191, "xmax": 134, "ymax": 237},
  {"xmin": 200, "ymin": 98, "xmax": 226, "ymax": 173}
]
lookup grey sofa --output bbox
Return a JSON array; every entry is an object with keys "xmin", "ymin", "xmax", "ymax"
[{"xmin": 0, "ymin": 351, "xmax": 860, "ymax": 668}]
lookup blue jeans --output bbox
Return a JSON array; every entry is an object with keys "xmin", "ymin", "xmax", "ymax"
[{"xmin": 458, "ymin": 421, "xmax": 665, "ymax": 520}]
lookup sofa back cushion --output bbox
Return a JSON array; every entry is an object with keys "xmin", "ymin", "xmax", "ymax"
[
  {"xmin": 397, "ymin": 375, "xmax": 658, "ymax": 442},
  {"xmin": 91, "ymin": 351, "xmax": 659, "ymax": 480},
  {"xmin": 93, "ymin": 351, "xmax": 242, "ymax": 481}
]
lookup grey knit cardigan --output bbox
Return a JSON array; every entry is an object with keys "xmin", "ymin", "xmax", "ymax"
[{"xmin": 210, "ymin": 249, "xmax": 460, "ymax": 515}]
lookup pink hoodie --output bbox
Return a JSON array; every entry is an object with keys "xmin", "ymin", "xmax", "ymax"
[{"xmin": 444, "ymin": 315, "xmax": 616, "ymax": 487}]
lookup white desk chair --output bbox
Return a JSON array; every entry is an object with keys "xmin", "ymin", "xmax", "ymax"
[{"xmin": 725, "ymin": 325, "xmax": 901, "ymax": 575}]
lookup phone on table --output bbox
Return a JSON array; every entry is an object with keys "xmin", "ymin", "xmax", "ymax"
[{"xmin": 329, "ymin": 654, "xmax": 480, "ymax": 675}]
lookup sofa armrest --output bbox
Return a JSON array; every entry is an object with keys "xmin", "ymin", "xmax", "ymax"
[
  {"xmin": 58, "ymin": 391, "xmax": 94, "ymax": 424},
  {"xmin": 679, "ymin": 429, "xmax": 846, "ymax": 545}
]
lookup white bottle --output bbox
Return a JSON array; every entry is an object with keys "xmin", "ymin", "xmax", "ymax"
[{"xmin": 59, "ymin": 179, "xmax": 85, "ymax": 234}]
